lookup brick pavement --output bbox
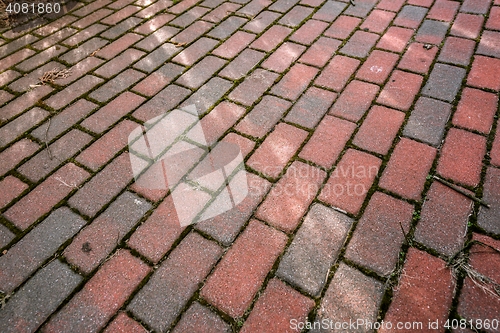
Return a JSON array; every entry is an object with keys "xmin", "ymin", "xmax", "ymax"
[{"xmin": 0, "ymin": 0, "xmax": 500, "ymax": 331}]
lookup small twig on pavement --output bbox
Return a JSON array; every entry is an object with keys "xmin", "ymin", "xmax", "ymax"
[
  {"xmin": 399, "ymin": 222, "xmax": 412, "ymax": 245},
  {"xmin": 45, "ymin": 117, "xmax": 53, "ymax": 160},
  {"xmin": 172, "ymin": 41, "xmax": 186, "ymax": 47},
  {"xmin": 447, "ymin": 240, "xmax": 500, "ymax": 266},
  {"xmin": 433, "ymin": 175, "xmax": 489, "ymax": 208},
  {"xmin": 350, "ymin": 0, "xmax": 355, "ymax": 6},
  {"xmin": 55, "ymin": 177, "xmax": 79, "ymax": 189}
]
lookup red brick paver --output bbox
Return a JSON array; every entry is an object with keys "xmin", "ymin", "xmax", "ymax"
[
  {"xmin": 467, "ymin": 55, "xmax": 500, "ymax": 91},
  {"xmin": 201, "ymin": 220, "xmax": 287, "ymax": 317},
  {"xmin": 437, "ymin": 128, "xmax": 486, "ymax": 187},
  {"xmin": 353, "ymin": 105, "xmax": 405, "ymax": 155},
  {"xmin": 257, "ymin": 161, "xmax": 326, "ymax": 232},
  {"xmin": 458, "ymin": 234, "xmax": 500, "ymax": 325},
  {"xmin": 379, "ymin": 138, "xmax": 436, "ymax": 200},
  {"xmin": 452, "ymin": 88, "xmax": 498, "ymax": 134},
  {"xmin": 377, "ymin": 70, "xmax": 423, "ymax": 111},
  {"xmin": 345, "ymin": 192, "xmax": 413, "ymax": 276},
  {"xmin": 319, "ymin": 149, "xmax": 381, "ymax": 215},
  {"xmin": 248, "ymin": 123, "xmax": 308, "ymax": 178},
  {"xmin": 4, "ymin": 164, "xmax": 89, "ymax": 230},
  {"xmin": 414, "ymin": 182, "xmax": 472, "ymax": 256},
  {"xmin": 44, "ymin": 250, "xmax": 150, "ymax": 333},
  {"xmin": 380, "ymin": 248, "xmax": 455, "ymax": 333},
  {"xmin": 299, "ymin": 115, "xmax": 356, "ymax": 168},
  {"xmin": 240, "ymin": 279, "xmax": 314, "ymax": 333}
]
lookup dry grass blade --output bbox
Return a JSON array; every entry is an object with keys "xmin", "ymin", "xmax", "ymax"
[
  {"xmin": 0, "ymin": 293, "xmax": 11, "ymax": 309},
  {"xmin": 44, "ymin": 117, "xmax": 53, "ymax": 159},
  {"xmin": 433, "ymin": 176, "xmax": 490, "ymax": 208},
  {"xmin": 172, "ymin": 41, "xmax": 186, "ymax": 47},
  {"xmin": 399, "ymin": 221, "xmax": 412, "ymax": 245},
  {"xmin": 447, "ymin": 240, "xmax": 500, "ymax": 300},
  {"xmin": 39, "ymin": 68, "xmax": 71, "ymax": 85}
]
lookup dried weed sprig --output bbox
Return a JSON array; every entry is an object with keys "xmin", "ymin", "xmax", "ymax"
[
  {"xmin": 39, "ymin": 68, "xmax": 71, "ymax": 84},
  {"xmin": 447, "ymin": 240, "xmax": 500, "ymax": 299}
]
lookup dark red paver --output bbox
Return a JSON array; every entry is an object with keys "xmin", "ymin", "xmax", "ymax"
[
  {"xmin": 415, "ymin": 181, "xmax": 472, "ymax": 256},
  {"xmin": 458, "ymin": 234, "xmax": 500, "ymax": 327},
  {"xmin": 129, "ymin": 232, "xmax": 222, "ymax": 332},
  {"xmin": 377, "ymin": 70, "xmax": 423, "ymax": 111},
  {"xmin": 261, "ymin": 42, "xmax": 306, "ymax": 73},
  {"xmin": 271, "ymin": 63, "xmax": 318, "ymax": 100},
  {"xmin": 376, "ymin": 26, "xmax": 414, "ymax": 52},
  {"xmin": 0, "ymin": 139, "xmax": 40, "ymax": 177},
  {"xmin": 201, "ymin": 220, "xmax": 287, "ymax": 317},
  {"xmin": 380, "ymin": 248, "xmax": 455, "ymax": 333},
  {"xmin": 437, "ymin": 128, "xmax": 486, "ymax": 187},
  {"xmin": 345, "ymin": 192, "xmax": 413, "ymax": 276},
  {"xmin": 195, "ymin": 172, "xmax": 270, "ymax": 245},
  {"xmin": 172, "ymin": 302, "xmax": 231, "ymax": 333},
  {"xmin": 398, "ymin": 42, "xmax": 438, "ymax": 74},
  {"xmin": 256, "ymin": 161, "xmax": 326, "ymax": 232},
  {"xmin": 379, "ymin": 138, "xmax": 436, "ymax": 200},
  {"xmin": 248, "ymin": 123, "xmax": 308, "ymax": 178},
  {"xmin": 329, "ymin": 80, "xmax": 379, "ymax": 122},
  {"xmin": 44, "ymin": 250, "xmax": 150, "ymax": 333},
  {"xmin": 353, "ymin": 105, "xmax": 405, "ymax": 155},
  {"xmin": 356, "ymin": 50, "xmax": 399, "ymax": 84},
  {"xmin": 103, "ymin": 313, "xmax": 147, "ymax": 333},
  {"xmin": 4, "ymin": 164, "xmax": 89, "ymax": 230},
  {"xmin": 467, "ymin": 55, "xmax": 500, "ymax": 91},
  {"xmin": 299, "ymin": 115, "xmax": 356, "ymax": 168},
  {"xmin": 438, "ymin": 36, "xmax": 476, "ymax": 66},
  {"xmin": 0, "ymin": 176, "xmax": 28, "ymax": 209},
  {"xmin": 127, "ymin": 195, "xmax": 186, "ymax": 262},
  {"xmin": 81, "ymin": 92, "xmax": 145, "ymax": 133},
  {"xmin": 452, "ymin": 88, "xmax": 498, "ymax": 134},
  {"xmin": 240, "ymin": 278, "xmax": 314, "ymax": 333},
  {"xmin": 324, "ymin": 15, "xmax": 361, "ymax": 40},
  {"xmin": 64, "ymin": 192, "xmax": 150, "ymax": 274},
  {"xmin": 450, "ymin": 13, "xmax": 484, "ymax": 39},
  {"xmin": 299, "ymin": 37, "xmax": 341, "ymax": 68},
  {"xmin": 319, "ymin": 149, "xmax": 381, "ymax": 215},
  {"xmin": 315, "ymin": 55, "xmax": 360, "ymax": 92}
]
